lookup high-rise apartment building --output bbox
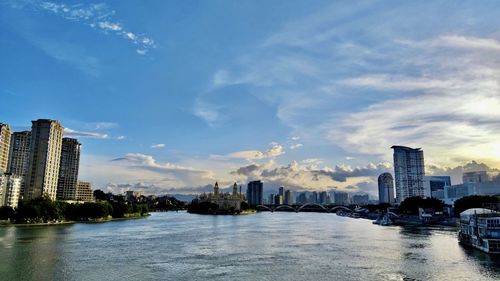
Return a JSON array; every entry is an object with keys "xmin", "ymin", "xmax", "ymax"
[
  {"xmin": 0, "ymin": 123, "xmax": 12, "ymax": 174},
  {"xmin": 25, "ymin": 119, "xmax": 64, "ymax": 201},
  {"xmin": 57, "ymin": 138, "xmax": 81, "ymax": 200},
  {"xmin": 246, "ymin": 180, "xmax": 263, "ymax": 206},
  {"xmin": 378, "ymin": 173, "xmax": 395, "ymax": 204},
  {"xmin": 7, "ymin": 131, "xmax": 31, "ymax": 197},
  {"xmin": 392, "ymin": 146, "xmax": 425, "ymax": 203}
]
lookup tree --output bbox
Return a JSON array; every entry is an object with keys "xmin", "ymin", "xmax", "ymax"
[
  {"xmin": 93, "ymin": 189, "xmax": 108, "ymax": 201},
  {"xmin": 398, "ymin": 196, "xmax": 445, "ymax": 215},
  {"xmin": 453, "ymin": 195, "xmax": 500, "ymax": 217},
  {"xmin": 0, "ymin": 206, "xmax": 15, "ymax": 220}
]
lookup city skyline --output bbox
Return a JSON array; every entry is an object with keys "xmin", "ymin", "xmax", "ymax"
[{"xmin": 2, "ymin": 1, "xmax": 500, "ymax": 197}]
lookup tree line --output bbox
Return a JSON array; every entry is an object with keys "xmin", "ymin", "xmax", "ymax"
[{"xmin": 0, "ymin": 195, "xmax": 149, "ymax": 224}]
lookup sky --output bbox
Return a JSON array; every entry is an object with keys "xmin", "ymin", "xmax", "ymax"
[{"xmin": 2, "ymin": 0, "xmax": 500, "ymax": 197}]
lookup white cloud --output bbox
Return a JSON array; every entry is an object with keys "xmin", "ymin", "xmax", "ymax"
[
  {"xmin": 8, "ymin": 1, "xmax": 157, "ymax": 55},
  {"xmin": 290, "ymin": 143, "xmax": 303, "ymax": 150},
  {"xmin": 151, "ymin": 143, "xmax": 165, "ymax": 149},
  {"xmin": 214, "ymin": 143, "xmax": 285, "ymax": 160},
  {"xmin": 98, "ymin": 21, "xmax": 122, "ymax": 31},
  {"xmin": 64, "ymin": 128, "xmax": 108, "ymax": 139},
  {"xmin": 231, "ymin": 160, "xmax": 392, "ymax": 195}
]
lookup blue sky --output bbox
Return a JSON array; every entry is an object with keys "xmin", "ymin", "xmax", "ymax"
[{"xmin": 2, "ymin": 0, "xmax": 500, "ymax": 196}]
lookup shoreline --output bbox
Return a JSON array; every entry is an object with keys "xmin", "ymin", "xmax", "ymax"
[{"xmin": 0, "ymin": 213, "xmax": 150, "ymax": 227}]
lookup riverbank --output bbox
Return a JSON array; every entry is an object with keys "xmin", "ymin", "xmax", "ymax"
[{"xmin": 0, "ymin": 213, "xmax": 150, "ymax": 227}]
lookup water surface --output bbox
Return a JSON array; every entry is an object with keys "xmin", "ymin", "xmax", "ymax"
[{"xmin": 0, "ymin": 212, "xmax": 499, "ymax": 281}]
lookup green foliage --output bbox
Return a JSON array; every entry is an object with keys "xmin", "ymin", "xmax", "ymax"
[
  {"xmin": 11, "ymin": 196, "xmax": 147, "ymax": 223},
  {"xmin": 453, "ymin": 195, "xmax": 500, "ymax": 217},
  {"xmin": 187, "ymin": 200, "xmax": 219, "ymax": 214},
  {"xmin": 398, "ymin": 196, "xmax": 445, "ymax": 215},
  {"xmin": 240, "ymin": 201, "xmax": 249, "ymax": 211},
  {"xmin": 93, "ymin": 189, "xmax": 108, "ymax": 201},
  {"xmin": 364, "ymin": 203, "xmax": 391, "ymax": 213},
  {"xmin": 0, "ymin": 206, "xmax": 15, "ymax": 220}
]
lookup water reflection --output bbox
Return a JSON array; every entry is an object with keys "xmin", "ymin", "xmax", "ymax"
[{"xmin": 0, "ymin": 225, "xmax": 71, "ymax": 281}]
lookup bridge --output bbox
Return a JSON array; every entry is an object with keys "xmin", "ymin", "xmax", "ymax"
[{"xmin": 255, "ymin": 203, "xmax": 367, "ymax": 213}]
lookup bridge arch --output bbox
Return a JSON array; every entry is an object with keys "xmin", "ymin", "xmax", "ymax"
[
  {"xmin": 255, "ymin": 205, "xmax": 274, "ymax": 212},
  {"xmin": 297, "ymin": 203, "xmax": 328, "ymax": 212},
  {"xmin": 273, "ymin": 205, "xmax": 297, "ymax": 212},
  {"xmin": 328, "ymin": 206, "xmax": 353, "ymax": 213}
]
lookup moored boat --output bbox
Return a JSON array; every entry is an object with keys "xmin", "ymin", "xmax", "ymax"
[{"xmin": 458, "ymin": 208, "xmax": 500, "ymax": 254}]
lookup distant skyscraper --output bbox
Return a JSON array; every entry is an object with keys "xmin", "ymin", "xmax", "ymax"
[
  {"xmin": 279, "ymin": 186, "xmax": 284, "ymax": 197},
  {"xmin": 25, "ymin": 119, "xmax": 64, "ymax": 201},
  {"xmin": 319, "ymin": 191, "xmax": 329, "ymax": 204},
  {"xmin": 7, "ymin": 131, "xmax": 31, "ymax": 198},
  {"xmin": 378, "ymin": 173, "xmax": 395, "ymax": 204},
  {"xmin": 284, "ymin": 190, "xmax": 294, "ymax": 205},
  {"xmin": 296, "ymin": 192, "xmax": 307, "ymax": 205},
  {"xmin": 392, "ymin": 145, "xmax": 425, "ymax": 203},
  {"xmin": 309, "ymin": 191, "xmax": 318, "ymax": 203},
  {"xmin": 268, "ymin": 194, "xmax": 275, "ymax": 206},
  {"xmin": 246, "ymin": 180, "xmax": 263, "ymax": 206},
  {"xmin": 274, "ymin": 194, "xmax": 283, "ymax": 205},
  {"xmin": 334, "ymin": 191, "xmax": 349, "ymax": 205},
  {"xmin": 0, "ymin": 123, "xmax": 12, "ymax": 174},
  {"xmin": 352, "ymin": 194, "xmax": 369, "ymax": 205},
  {"xmin": 57, "ymin": 138, "xmax": 81, "ymax": 200}
]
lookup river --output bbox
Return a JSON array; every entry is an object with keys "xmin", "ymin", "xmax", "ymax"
[{"xmin": 0, "ymin": 212, "xmax": 499, "ymax": 281}]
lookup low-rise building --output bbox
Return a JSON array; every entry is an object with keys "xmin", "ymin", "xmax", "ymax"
[{"xmin": 75, "ymin": 181, "xmax": 94, "ymax": 202}]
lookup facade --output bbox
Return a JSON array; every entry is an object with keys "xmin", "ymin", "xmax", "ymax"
[
  {"xmin": 200, "ymin": 182, "xmax": 245, "ymax": 211},
  {"xmin": 0, "ymin": 123, "xmax": 12, "ymax": 174},
  {"xmin": 463, "ymin": 171, "xmax": 489, "ymax": 184},
  {"xmin": 246, "ymin": 180, "xmax": 263, "ymax": 206},
  {"xmin": 352, "ymin": 194, "xmax": 369, "ymax": 205},
  {"xmin": 284, "ymin": 190, "xmax": 294, "ymax": 205},
  {"xmin": 75, "ymin": 181, "xmax": 94, "ymax": 202},
  {"xmin": 392, "ymin": 146, "xmax": 425, "ymax": 203},
  {"xmin": 309, "ymin": 191, "xmax": 318, "ymax": 203},
  {"xmin": 0, "ymin": 173, "xmax": 22, "ymax": 208},
  {"xmin": 423, "ymin": 176, "xmax": 451, "ymax": 199},
  {"xmin": 318, "ymin": 191, "xmax": 330, "ymax": 204},
  {"xmin": 334, "ymin": 191, "xmax": 349, "ymax": 205},
  {"xmin": 7, "ymin": 131, "xmax": 31, "ymax": 197},
  {"xmin": 25, "ymin": 119, "xmax": 64, "ymax": 201},
  {"xmin": 274, "ymin": 194, "xmax": 283, "ymax": 205},
  {"xmin": 268, "ymin": 194, "xmax": 275, "ymax": 206},
  {"xmin": 378, "ymin": 173, "xmax": 395, "ymax": 204},
  {"xmin": 57, "ymin": 138, "xmax": 81, "ymax": 200},
  {"xmin": 278, "ymin": 187, "xmax": 284, "ymax": 198}
]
